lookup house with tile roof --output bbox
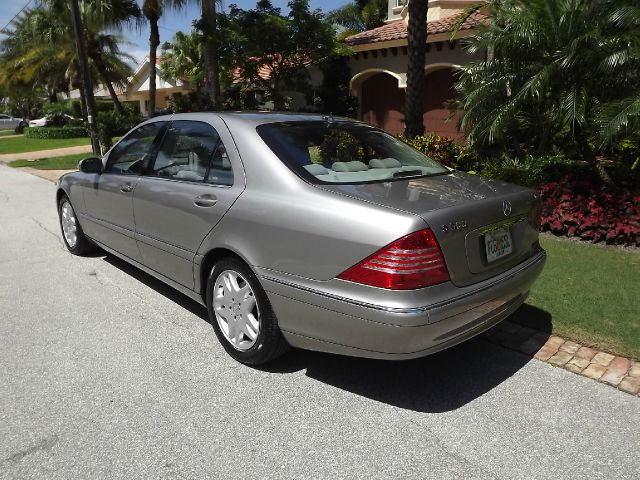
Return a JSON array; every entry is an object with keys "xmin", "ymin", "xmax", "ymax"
[
  {"xmin": 345, "ymin": 0, "xmax": 487, "ymax": 138},
  {"xmin": 116, "ymin": 56, "xmax": 193, "ymax": 117}
]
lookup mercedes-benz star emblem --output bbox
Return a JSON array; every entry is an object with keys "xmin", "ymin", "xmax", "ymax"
[{"xmin": 502, "ymin": 200, "xmax": 512, "ymax": 217}]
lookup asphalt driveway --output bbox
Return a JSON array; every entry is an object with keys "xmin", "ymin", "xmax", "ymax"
[{"xmin": 0, "ymin": 165, "xmax": 638, "ymax": 479}]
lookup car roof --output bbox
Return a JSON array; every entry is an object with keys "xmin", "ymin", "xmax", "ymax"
[{"xmin": 150, "ymin": 111, "xmax": 356, "ymax": 129}]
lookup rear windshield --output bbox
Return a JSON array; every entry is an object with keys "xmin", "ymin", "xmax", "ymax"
[{"xmin": 256, "ymin": 121, "xmax": 449, "ymax": 184}]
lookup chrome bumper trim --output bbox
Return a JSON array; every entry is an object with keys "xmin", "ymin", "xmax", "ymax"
[{"xmin": 261, "ymin": 251, "xmax": 546, "ymax": 316}]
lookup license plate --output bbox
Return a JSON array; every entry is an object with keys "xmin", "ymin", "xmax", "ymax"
[{"xmin": 484, "ymin": 228, "xmax": 513, "ymax": 263}]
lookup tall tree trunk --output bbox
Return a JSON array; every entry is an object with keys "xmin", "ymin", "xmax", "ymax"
[
  {"xmin": 148, "ymin": 18, "xmax": 160, "ymax": 117},
  {"xmin": 102, "ymin": 77, "xmax": 125, "ymax": 115},
  {"xmin": 79, "ymin": 83, "xmax": 88, "ymax": 120},
  {"xmin": 574, "ymin": 122, "xmax": 615, "ymax": 187},
  {"xmin": 90, "ymin": 57, "xmax": 125, "ymax": 115},
  {"xmin": 404, "ymin": 0, "xmax": 428, "ymax": 138},
  {"xmin": 201, "ymin": 0, "xmax": 220, "ymax": 107}
]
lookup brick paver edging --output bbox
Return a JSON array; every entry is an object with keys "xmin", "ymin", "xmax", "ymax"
[{"xmin": 483, "ymin": 320, "xmax": 640, "ymax": 396}]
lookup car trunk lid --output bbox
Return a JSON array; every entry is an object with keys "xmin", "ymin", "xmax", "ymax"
[{"xmin": 318, "ymin": 171, "xmax": 540, "ymax": 287}]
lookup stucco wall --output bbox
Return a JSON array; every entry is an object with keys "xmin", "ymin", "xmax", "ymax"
[{"xmin": 349, "ymin": 42, "xmax": 483, "ymax": 91}]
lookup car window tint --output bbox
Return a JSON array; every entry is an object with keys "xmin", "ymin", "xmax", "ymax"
[
  {"xmin": 205, "ymin": 140, "xmax": 234, "ymax": 186},
  {"xmin": 105, "ymin": 122, "xmax": 165, "ymax": 175},
  {"xmin": 257, "ymin": 121, "xmax": 449, "ymax": 185},
  {"xmin": 151, "ymin": 120, "xmax": 222, "ymax": 183},
  {"xmin": 0, "ymin": 115, "xmax": 8, "ymax": 119}
]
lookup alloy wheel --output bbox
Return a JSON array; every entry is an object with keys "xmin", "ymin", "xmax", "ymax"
[
  {"xmin": 60, "ymin": 200, "xmax": 78, "ymax": 248},
  {"xmin": 212, "ymin": 270, "xmax": 260, "ymax": 351}
]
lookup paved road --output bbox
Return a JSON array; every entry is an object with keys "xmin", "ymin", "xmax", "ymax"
[{"xmin": 1, "ymin": 165, "xmax": 638, "ymax": 479}]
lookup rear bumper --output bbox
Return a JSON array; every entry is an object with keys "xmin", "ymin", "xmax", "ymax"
[{"xmin": 261, "ymin": 251, "xmax": 546, "ymax": 360}]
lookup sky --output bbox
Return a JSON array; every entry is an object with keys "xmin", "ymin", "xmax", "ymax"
[{"xmin": 0, "ymin": 0, "xmax": 349, "ymax": 66}]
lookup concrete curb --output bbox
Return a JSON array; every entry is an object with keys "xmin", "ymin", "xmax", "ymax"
[
  {"xmin": 18, "ymin": 168, "xmax": 75, "ymax": 183},
  {"xmin": 483, "ymin": 320, "xmax": 640, "ymax": 396}
]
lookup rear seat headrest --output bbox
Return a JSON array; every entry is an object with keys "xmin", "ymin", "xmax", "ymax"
[
  {"xmin": 303, "ymin": 164, "xmax": 330, "ymax": 176},
  {"xmin": 331, "ymin": 161, "xmax": 368, "ymax": 172},
  {"xmin": 369, "ymin": 158, "xmax": 401, "ymax": 169}
]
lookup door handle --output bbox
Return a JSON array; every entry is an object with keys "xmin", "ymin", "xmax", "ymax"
[
  {"xmin": 194, "ymin": 194, "xmax": 218, "ymax": 207},
  {"xmin": 120, "ymin": 184, "xmax": 134, "ymax": 193}
]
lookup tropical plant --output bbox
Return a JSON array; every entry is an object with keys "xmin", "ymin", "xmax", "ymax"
[
  {"xmin": 455, "ymin": 0, "xmax": 640, "ymax": 186},
  {"xmin": 160, "ymin": 31, "xmax": 205, "ymax": 89},
  {"xmin": 0, "ymin": 0, "xmax": 139, "ymax": 115},
  {"xmin": 327, "ymin": 0, "xmax": 387, "ymax": 39},
  {"xmin": 405, "ymin": 0, "xmax": 428, "ymax": 138},
  {"xmin": 142, "ymin": 0, "xmax": 189, "ymax": 116}
]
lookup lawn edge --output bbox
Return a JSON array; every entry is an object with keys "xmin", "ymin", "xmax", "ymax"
[{"xmin": 483, "ymin": 319, "xmax": 640, "ymax": 396}]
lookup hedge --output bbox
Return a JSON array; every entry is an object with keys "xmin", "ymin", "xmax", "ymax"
[{"xmin": 24, "ymin": 126, "xmax": 88, "ymax": 139}]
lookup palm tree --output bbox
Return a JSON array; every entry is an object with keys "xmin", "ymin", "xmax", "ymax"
[
  {"xmin": 0, "ymin": 0, "xmax": 139, "ymax": 113},
  {"xmin": 160, "ymin": 31, "xmax": 205, "ymax": 89},
  {"xmin": 455, "ymin": 0, "xmax": 640, "ymax": 185},
  {"xmin": 200, "ymin": 0, "xmax": 220, "ymax": 106},
  {"xmin": 328, "ymin": 0, "xmax": 387, "ymax": 39},
  {"xmin": 142, "ymin": 0, "xmax": 189, "ymax": 116},
  {"xmin": 405, "ymin": 0, "xmax": 428, "ymax": 138}
]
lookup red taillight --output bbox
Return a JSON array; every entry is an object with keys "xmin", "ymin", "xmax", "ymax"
[{"xmin": 337, "ymin": 229, "xmax": 450, "ymax": 290}]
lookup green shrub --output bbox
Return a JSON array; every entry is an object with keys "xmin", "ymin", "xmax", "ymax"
[
  {"xmin": 478, "ymin": 154, "xmax": 578, "ymax": 187},
  {"xmin": 96, "ymin": 106, "xmax": 142, "ymax": 150},
  {"xmin": 24, "ymin": 126, "xmax": 88, "ymax": 139},
  {"xmin": 43, "ymin": 103, "xmax": 70, "ymax": 127},
  {"xmin": 169, "ymin": 91, "xmax": 216, "ymax": 113},
  {"xmin": 398, "ymin": 134, "xmax": 476, "ymax": 170}
]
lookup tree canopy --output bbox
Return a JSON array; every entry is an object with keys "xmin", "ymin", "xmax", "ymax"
[
  {"xmin": 456, "ymin": 0, "xmax": 640, "ymax": 183},
  {"xmin": 218, "ymin": 0, "xmax": 338, "ymax": 110}
]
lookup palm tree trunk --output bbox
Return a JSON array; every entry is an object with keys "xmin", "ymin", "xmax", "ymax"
[
  {"xmin": 574, "ymin": 122, "xmax": 615, "ymax": 187},
  {"xmin": 405, "ymin": 0, "xmax": 428, "ymax": 138},
  {"xmin": 148, "ymin": 19, "xmax": 160, "ymax": 117},
  {"xmin": 90, "ymin": 55, "xmax": 125, "ymax": 115},
  {"xmin": 201, "ymin": 0, "xmax": 220, "ymax": 106}
]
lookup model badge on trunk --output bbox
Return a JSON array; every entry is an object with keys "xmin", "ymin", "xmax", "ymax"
[
  {"xmin": 441, "ymin": 221, "xmax": 467, "ymax": 233},
  {"xmin": 503, "ymin": 200, "xmax": 512, "ymax": 216}
]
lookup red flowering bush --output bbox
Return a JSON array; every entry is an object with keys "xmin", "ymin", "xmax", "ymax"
[{"xmin": 539, "ymin": 176, "xmax": 640, "ymax": 246}]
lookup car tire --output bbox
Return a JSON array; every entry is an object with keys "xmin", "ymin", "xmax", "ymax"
[
  {"xmin": 58, "ymin": 195, "xmax": 96, "ymax": 255},
  {"xmin": 206, "ymin": 257, "xmax": 289, "ymax": 365}
]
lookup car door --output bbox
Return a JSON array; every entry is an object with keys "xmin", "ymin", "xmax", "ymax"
[
  {"xmin": 81, "ymin": 121, "xmax": 167, "ymax": 261},
  {"xmin": 0, "ymin": 114, "xmax": 9, "ymax": 129},
  {"xmin": 132, "ymin": 119, "xmax": 245, "ymax": 289}
]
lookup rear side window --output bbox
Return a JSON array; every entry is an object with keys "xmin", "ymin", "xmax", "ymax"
[
  {"xmin": 105, "ymin": 122, "xmax": 166, "ymax": 175},
  {"xmin": 257, "ymin": 121, "xmax": 449, "ymax": 185},
  {"xmin": 150, "ymin": 120, "xmax": 233, "ymax": 186}
]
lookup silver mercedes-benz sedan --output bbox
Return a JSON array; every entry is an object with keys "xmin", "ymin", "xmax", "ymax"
[{"xmin": 57, "ymin": 113, "xmax": 546, "ymax": 365}]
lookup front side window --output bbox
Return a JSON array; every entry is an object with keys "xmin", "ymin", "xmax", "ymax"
[
  {"xmin": 105, "ymin": 122, "xmax": 165, "ymax": 175},
  {"xmin": 150, "ymin": 120, "xmax": 233, "ymax": 186},
  {"xmin": 257, "ymin": 121, "xmax": 449, "ymax": 185}
]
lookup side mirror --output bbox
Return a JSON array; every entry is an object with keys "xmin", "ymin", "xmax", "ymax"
[{"xmin": 78, "ymin": 157, "xmax": 102, "ymax": 174}]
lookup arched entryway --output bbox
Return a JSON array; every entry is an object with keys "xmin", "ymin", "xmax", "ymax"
[
  {"xmin": 423, "ymin": 66, "xmax": 463, "ymax": 140},
  {"xmin": 352, "ymin": 64, "xmax": 463, "ymax": 139},
  {"xmin": 359, "ymin": 72, "xmax": 406, "ymax": 135}
]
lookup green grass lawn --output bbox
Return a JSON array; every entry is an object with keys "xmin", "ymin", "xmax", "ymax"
[
  {"xmin": 516, "ymin": 235, "xmax": 640, "ymax": 359},
  {"xmin": 8, "ymin": 152, "xmax": 88, "ymax": 170},
  {"xmin": 0, "ymin": 136, "xmax": 90, "ymax": 154},
  {"xmin": 0, "ymin": 129, "xmax": 18, "ymax": 137}
]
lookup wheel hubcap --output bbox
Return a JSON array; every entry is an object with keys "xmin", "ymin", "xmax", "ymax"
[
  {"xmin": 213, "ymin": 270, "xmax": 259, "ymax": 351},
  {"xmin": 60, "ymin": 201, "xmax": 78, "ymax": 248}
]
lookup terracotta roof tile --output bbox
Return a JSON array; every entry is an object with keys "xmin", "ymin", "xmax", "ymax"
[{"xmin": 344, "ymin": 12, "xmax": 487, "ymax": 46}]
